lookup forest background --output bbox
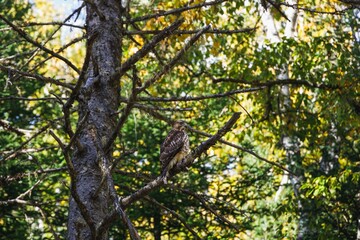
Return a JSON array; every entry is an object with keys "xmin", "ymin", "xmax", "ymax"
[{"xmin": 0, "ymin": 0, "xmax": 359, "ymax": 239}]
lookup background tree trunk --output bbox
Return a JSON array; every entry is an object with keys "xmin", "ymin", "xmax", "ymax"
[
  {"xmin": 67, "ymin": 1, "xmax": 123, "ymax": 239},
  {"xmin": 261, "ymin": 1, "xmax": 311, "ymax": 239}
]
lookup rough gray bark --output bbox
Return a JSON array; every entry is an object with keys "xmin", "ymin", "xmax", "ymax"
[{"xmin": 66, "ymin": 1, "xmax": 123, "ymax": 239}]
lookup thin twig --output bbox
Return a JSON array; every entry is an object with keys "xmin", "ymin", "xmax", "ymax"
[
  {"xmin": 0, "ymin": 96, "xmax": 68, "ymax": 101},
  {"xmin": 125, "ymin": 27, "xmax": 256, "ymax": 35},
  {"xmin": 133, "ymin": 103, "xmax": 193, "ymax": 112},
  {"xmin": 1, "ymin": 123, "xmax": 53, "ymax": 162},
  {"xmin": 111, "ymin": 149, "xmax": 137, "ymax": 172}
]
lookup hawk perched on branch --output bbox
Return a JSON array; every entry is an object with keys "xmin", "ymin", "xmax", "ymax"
[{"xmin": 160, "ymin": 120, "xmax": 190, "ymax": 183}]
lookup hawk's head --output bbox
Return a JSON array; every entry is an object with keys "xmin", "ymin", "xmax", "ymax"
[{"xmin": 173, "ymin": 120, "xmax": 187, "ymax": 131}]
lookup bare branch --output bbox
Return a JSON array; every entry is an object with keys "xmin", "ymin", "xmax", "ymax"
[
  {"xmin": 0, "ymin": 15, "xmax": 80, "ymax": 74},
  {"xmin": 95, "ymin": 153, "xmax": 141, "ymax": 239},
  {"xmin": 212, "ymin": 77, "xmax": 341, "ymax": 90},
  {"xmin": 129, "ymin": 0, "xmax": 229, "ymax": 23},
  {"xmin": 0, "ymin": 198, "xmax": 32, "ymax": 206},
  {"xmin": 0, "ymin": 96, "xmax": 67, "ymax": 101},
  {"xmin": 65, "ymin": 111, "xmax": 89, "ymax": 153},
  {"xmin": 28, "ymin": 35, "xmax": 85, "ymax": 74},
  {"xmin": 136, "ymin": 86, "xmax": 265, "ymax": 102},
  {"xmin": 125, "ymin": 27, "xmax": 256, "ymax": 35},
  {"xmin": 1, "ymin": 123, "xmax": 53, "ymax": 162},
  {"xmin": 136, "ymin": 24, "xmax": 211, "ymax": 93},
  {"xmin": 49, "ymin": 130, "xmax": 74, "ymax": 174},
  {"xmin": 62, "ymin": 33, "xmax": 98, "ymax": 143},
  {"xmin": 0, "ymin": 167, "xmax": 67, "ymax": 185},
  {"xmin": 114, "ymin": 18, "xmax": 184, "ymax": 78},
  {"xmin": 0, "ymin": 51, "xmax": 36, "ymax": 62},
  {"xmin": 280, "ymin": 2, "xmax": 357, "ymax": 15},
  {"xmin": 263, "ymin": 0, "xmax": 290, "ymax": 21},
  {"xmin": 21, "ymin": 21, "xmax": 85, "ymax": 29},
  {"xmin": 16, "ymin": 178, "xmax": 43, "ymax": 200},
  {"xmin": 133, "ymin": 103, "xmax": 193, "ymax": 112},
  {"xmin": 0, "ymin": 64, "xmax": 74, "ymax": 89},
  {"xmin": 118, "ymin": 207, "xmax": 141, "ymax": 240}
]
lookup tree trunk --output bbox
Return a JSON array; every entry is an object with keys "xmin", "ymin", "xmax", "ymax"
[{"xmin": 67, "ymin": 1, "xmax": 123, "ymax": 239}]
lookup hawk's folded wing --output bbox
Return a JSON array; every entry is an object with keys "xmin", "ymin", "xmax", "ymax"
[{"xmin": 160, "ymin": 130, "xmax": 187, "ymax": 171}]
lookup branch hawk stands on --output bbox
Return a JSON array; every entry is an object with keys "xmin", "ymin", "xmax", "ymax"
[{"xmin": 160, "ymin": 120, "xmax": 190, "ymax": 183}]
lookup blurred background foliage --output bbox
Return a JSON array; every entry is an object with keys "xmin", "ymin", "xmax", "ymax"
[{"xmin": 0, "ymin": 0, "xmax": 359, "ymax": 239}]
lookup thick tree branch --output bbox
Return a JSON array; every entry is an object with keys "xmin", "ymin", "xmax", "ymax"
[{"xmin": 120, "ymin": 112, "xmax": 240, "ymax": 208}]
